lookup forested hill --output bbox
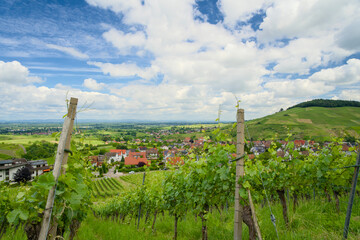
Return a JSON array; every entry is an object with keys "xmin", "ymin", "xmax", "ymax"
[{"xmin": 288, "ymin": 99, "xmax": 360, "ymax": 109}]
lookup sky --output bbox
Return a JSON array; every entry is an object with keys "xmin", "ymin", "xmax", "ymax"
[{"xmin": 0, "ymin": 0, "xmax": 359, "ymax": 122}]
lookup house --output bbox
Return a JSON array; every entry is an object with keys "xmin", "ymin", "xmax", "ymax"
[
  {"xmin": 0, "ymin": 158, "xmax": 48, "ymax": 182},
  {"xmin": 125, "ymin": 152, "xmax": 150, "ymax": 166},
  {"xmin": 106, "ymin": 149, "xmax": 127, "ymax": 164},
  {"xmin": 184, "ymin": 137, "xmax": 191, "ymax": 144},
  {"xmin": 89, "ymin": 155, "xmax": 106, "ymax": 167},
  {"xmin": 146, "ymin": 148, "xmax": 158, "ymax": 160},
  {"xmin": 27, "ymin": 160, "xmax": 50, "ymax": 179},
  {"xmin": 0, "ymin": 159, "xmax": 28, "ymax": 182},
  {"xmin": 167, "ymin": 157, "xmax": 184, "ymax": 166},
  {"xmin": 161, "ymin": 145, "xmax": 169, "ymax": 151},
  {"xmin": 139, "ymin": 146, "xmax": 147, "ymax": 152},
  {"xmin": 294, "ymin": 140, "xmax": 306, "ymax": 148},
  {"xmin": 250, "ymin": 145, "xmax": 266, "ymax": 155}
]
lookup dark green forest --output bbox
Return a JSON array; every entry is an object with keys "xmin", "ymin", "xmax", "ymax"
[{"xmin": 288, "ymin": 99, "xmax": 360, "ymax": 109}]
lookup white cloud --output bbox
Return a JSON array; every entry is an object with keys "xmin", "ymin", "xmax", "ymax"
[
  {"xmin": 0, "ymin": 61, "xmax": 43, "ymax": 85},
  {"xmin": 264, "ymin": 79, "xmax": 334, "ymax": 98},
  {"xmin": 0, "ymin": 83, "xmax": 128, "ymax": 120},
  {"xmin": 103, "ymin": 28, "xmax": 146, "ymax": 55},
  {"xmin": 80, "ymin": 0, "xmax": 360, "ymax": 121},
  {"xmin": 2, "ymin": 0, "xmax": 360, "ymax": 121},
  {"xmin": 338, "ymin": 89, "xmax": 360, "ymax": 102},
  {"xmin": 87, "ymin": 61, "xmax": 158, "ymax": 80},
  {"xmin": 83, "ymin": 78, "xmax": 106, "ymax": 91},
  {"xmin": 258, "ymin": 0, "xmax": 360, "ymax": 43},
  {"xmin": 335, "ymin": 19, "xmax": 360, "ymax": 51},
  {"xmin": 85, "ymin": 0, "xmax": 142, "ymax": 15},
  {"xmin": 268, "ymin": 35, "xmax": 351, "ymax": 75},
  {"xmin": 310, "ymin": 59, "xmax": 360, "ymax": 85},
  {"xmin": 46, "ymin": 44, "xmax": 89, "ymax": 59},
  {"xmin": 219, "ymin": 0, "xmax": 268, "ymax": 26}
]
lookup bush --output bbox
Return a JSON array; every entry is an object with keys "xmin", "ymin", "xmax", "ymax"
[{"xmin": 13, "ymin": 167, "xmax": 32, "ymax": 183}]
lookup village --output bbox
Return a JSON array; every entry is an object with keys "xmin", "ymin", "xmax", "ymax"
[{"xmin": 0, "ymin": 123, "xmax": 356, "ymax": 183}]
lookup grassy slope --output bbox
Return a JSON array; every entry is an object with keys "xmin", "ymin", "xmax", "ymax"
[
  {"xmin": 4, "ymin": 196, "xmax": 360, "ymax": 240},
  {"xmin": 0, "ymin": 134, "xmax": 103, "ymax": 161},
  {"xmin": 76, "ymin": 197, "xmax": 360, "ymax": 240},
  {"xmin": 246, "ymin": 107, "xmax": 360, "ymax": 140},
  {"xmin": 0, "ymin": 143, "xmax": 25, "ymax": 160},
  {"xmin": 3, "ymin": 171, "xmax": 360, "ymax": 239}
]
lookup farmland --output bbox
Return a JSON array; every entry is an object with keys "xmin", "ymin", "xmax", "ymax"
[{"xmin": 1, "ymin": 104, "xmax": 360, "ymax": 240}]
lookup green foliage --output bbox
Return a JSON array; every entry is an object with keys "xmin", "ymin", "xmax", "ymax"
[
  {"xmin": 0, "ymin": 141, "xmax": 92, "ymax": 239},
  {"xmin": 22, "ymin": 141, "xmax": 57, "ymax": 160},
  {"xmin": 13, "ymin": 167, "xmax": 32, "ymax": 183}
]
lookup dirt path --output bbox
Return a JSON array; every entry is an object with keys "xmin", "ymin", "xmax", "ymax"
[
  {"xmin": 19, "ymin": 144, "xmax": 26, "ymax": 154},
  {"xmin": 92, "ymin": 166, "xmax": 125, "ymax": 180}
]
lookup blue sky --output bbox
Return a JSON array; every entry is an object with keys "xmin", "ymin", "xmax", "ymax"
[{"xmin": 0, "ymin": 0, "xmax": 359, "ymax": 121}]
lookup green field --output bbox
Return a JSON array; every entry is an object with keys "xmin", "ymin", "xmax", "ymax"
[
  {"xmin": 90, "ymin": 172, "xmax": 165, "ymax": 200},
  {"xmin": 0, "ymin": 143, "xmax": 25, "ymax": 160},
  {"xmin": 246, "ymin": 107, "xmax": 360, "ymax": 140},
  {"xmin": 0, "ymin": 134, "xmax": 103, "ymax": 146},
  {"xmin": 92, "ymin": 177, "xmax": 124, "ymax": 198},
  {"xmin": 0, "ymin": 134, "xmax": 56, "ymax": 145},
  {"xmin": 0, "ymin": 134, "xmax": 103, "ymax": 160}
]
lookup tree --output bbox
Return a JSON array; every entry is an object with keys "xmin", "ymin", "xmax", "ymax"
[
  {"xmin": 344, "ymin": 135, "xmax": 356, "ymax": 142},
  {"xmin": 101, "ymin": 135, "xmax": 111, "ymax": 143},
  {"xmin": 13, "ymin": 166, "xmax": 32, "ymax": 183},
  {"xmin": 99, "ymin": 148, "xmax": 107, "ymax": 155},
  {"xmin": 137, "ymin": 161, "xmax": 146, "ymax": 167},
  {"xmin": 22, "ymin": 141, "xmax": 57, "ymax": 160},
  {"xmin": 116, "ymin": 144, "xmax": 128, "ymax": 150}
]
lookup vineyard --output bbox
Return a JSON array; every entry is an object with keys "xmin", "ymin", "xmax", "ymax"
[
  {"xmin": 1, "ymin": 112, "xmax": 360, "ymax": 239},
  {"xmin": 89, "ymin": 136, "xmax": 360, "ymax": 240},
  {"xmin": 91, "ymin": 173, "xmax": 165, "ymax": 198}
]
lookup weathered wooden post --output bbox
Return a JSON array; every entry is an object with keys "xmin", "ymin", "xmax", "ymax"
[
  {"xmin": 234, "ymin": 109, "xmax": 245, "ymax": 240},
  {"xmin": 61, "ymin": 98, "xmax": 78, "ymax": 174},
  {"xmin": 248, "ymin": 190, "xmax": 263, "ymax": 240},
  {"xmin": 343, "ymin": 151, "xmax": 360, "ymax": 239},
  {"xmin": 38, "ymin": 97, "xmax": 78, "ymax": 240}
]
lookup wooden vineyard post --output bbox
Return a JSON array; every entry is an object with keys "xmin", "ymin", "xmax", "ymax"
[
  {"xmin": 343, "ymin": 151, "xmax": 360, "ymax": 239},
  {"xmin": 38, "ymin": 97, "xmax": 78, "ymax": 240},
  {"xmin": 248, "ymin": 190, "xmax": 263, "ymax": 240},
  {"xmin": 62, "ymin": 98, "xmax": 78, "ymax": 174},
  {"xmin": 234, "ymin": 109, "xmax": 245, "ymax": 240}
]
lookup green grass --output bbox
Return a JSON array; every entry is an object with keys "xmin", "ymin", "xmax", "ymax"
[
  {"xmin": 0, "ymin": 143, "xmax": 25, "ymax": 160},
  {"xmin": 246, "ymin": 107, "xmax": 360, "ymax": 140},
  {"xmin": 0, "ymin": 134, "xmax": 104, "ymax": 147},
  {"xmin": 75, "ymin": 196, "xmax": 360, "ymax": 240},
  {"xmin": 91, "ymin": 178, "xmax": 124, "ymax": 199},
  {"xmin": 0, "ymin": 134, "xmax": 56, "ymax": 145},
  {"xmin": 119, "ymin": 171, "xmax": 165, "ymax": 187},
  {"xmin": 2, "ymin": 194, "xmax": 360, "ymax": 240}
]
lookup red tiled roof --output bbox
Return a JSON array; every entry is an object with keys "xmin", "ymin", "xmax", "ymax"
[
  {"xmin": 167, "ymin": 157, "xmax": 184, "ymax": 165},
  {"xmin": 110, "ymin": 149, "xmax": 127, "ymax": 154},
  {"xmin": 294, "ymin": 140, "xmax": 306, "ymax": 146},
  {"xmin": 124, "ymin": 152, "xmax": 149, "ymax": 165}
]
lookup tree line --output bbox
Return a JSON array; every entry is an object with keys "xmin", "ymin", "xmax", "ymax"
[{"xmin": 288, "ymin": 99, "xmax": 360, "ymax": 109}]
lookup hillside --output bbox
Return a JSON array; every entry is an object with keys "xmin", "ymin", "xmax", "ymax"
[
  {"xmin": 245, "ymin": 106, "xmax": 360, "ymax": 141},
  {"xmin": 288, "ymin": 99, "xmax": 360, "ymax": 109}
]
